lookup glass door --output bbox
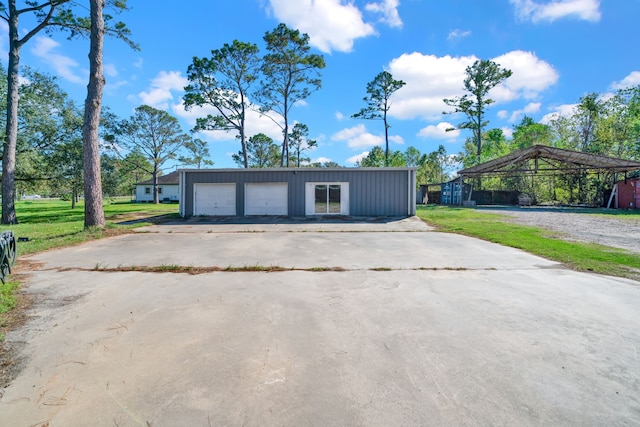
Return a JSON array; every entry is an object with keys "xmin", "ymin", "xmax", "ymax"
[{"xmin": 306, "ymin": 182, "xmax": 349, "ymax": 215}]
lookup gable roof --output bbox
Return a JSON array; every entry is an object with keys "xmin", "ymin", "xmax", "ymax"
[
  {"xmin": 136, "ymin": 171, "xmax": 180, "ymax": 185},
  {"xmin": 459, "ymin": 145, "xmax": 640, "ymax": 178}
]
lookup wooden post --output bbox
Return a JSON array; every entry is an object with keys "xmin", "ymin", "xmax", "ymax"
[{"xmin": 606, "ymin": 183, "xmax": 618, "ymax": 209}]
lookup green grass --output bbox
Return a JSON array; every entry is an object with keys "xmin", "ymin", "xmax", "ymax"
[
  {"xmin": 0, "ymin": 280, "xmax": 18, "ymax": 315},
  {"xmin": 416, "ymin": 205, "xmax": 640, "ymax": 280},
  {"xmin": 4, "ymin": 198, "xmax": 178, "ymax": 256},
  {"xmin": 1, "ymin": 278, "xmax": 19, "ymax": 340}
]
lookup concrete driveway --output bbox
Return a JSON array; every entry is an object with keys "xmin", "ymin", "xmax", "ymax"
[{"xmin": 1, "ymin": 217, "xmax": 639, "ymax": 426}]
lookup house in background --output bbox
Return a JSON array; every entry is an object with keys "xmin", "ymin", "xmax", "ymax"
[
  {"xmin": 135, "ymin": 171, "xmax": 180, "ymax": 203},
  {"xmin": 178, "ymin": 167, "xmax": 416, "ymax": 217}
]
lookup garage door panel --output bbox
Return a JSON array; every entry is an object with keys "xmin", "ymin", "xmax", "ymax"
[
  {"xmin": 194, "ymin": 183, "xmax": 236, "ymax": 216},
  {"xmin": 245, "ymin": 183, "xmax": 288, "ymax": 215}
]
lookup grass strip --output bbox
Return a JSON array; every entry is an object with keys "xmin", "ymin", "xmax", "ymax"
[
  {"xmin": 416, "ymin": 205, "xmax": 640, "ymax": 280},
  {"xmin": 4, "ymin": 198, "xmax": 178, "ymax": 256}
]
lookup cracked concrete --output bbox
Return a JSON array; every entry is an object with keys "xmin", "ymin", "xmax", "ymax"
[{"xmin": 1, "ymin": 217, "xmax": 639, "ymax": 426}]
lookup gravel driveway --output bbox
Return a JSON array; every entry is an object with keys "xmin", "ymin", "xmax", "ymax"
[{"xmin": 478, "ymin": 206, "xmax": 640, "ymax": 254}]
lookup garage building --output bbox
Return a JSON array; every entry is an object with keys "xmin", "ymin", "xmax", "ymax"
[{"xmin": 179, "ymin": 167, "xmax": 416, "ymax": 218}]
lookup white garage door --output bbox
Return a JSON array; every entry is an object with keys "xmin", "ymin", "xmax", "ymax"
[
  {"xmin": 245, "ymin": 183, "xmax": 288, "ymax": 215},
  {"xmin": 194, "ymin": 183, "xmax": 236, "ymax": 216}
]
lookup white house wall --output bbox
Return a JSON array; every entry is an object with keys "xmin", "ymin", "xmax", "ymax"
[{"xmin": 135, "ymin": 184, "xmax": 179, "ymax": 203}]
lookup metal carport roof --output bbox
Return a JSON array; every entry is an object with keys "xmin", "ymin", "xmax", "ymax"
[{"xmin": 458, "ymin": 145, "xmax": 640, "ymax": 178}]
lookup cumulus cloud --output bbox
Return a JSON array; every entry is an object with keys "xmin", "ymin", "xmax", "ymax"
[
  {"xmin": 506, "ymin": 102, "xmax": 542, "ymax": 123},
  {"xmin": 610, "ymin": 71, "xmax": 640, "ymax": 90},
  {"xmin": 335, "ymin": 111, "xmax": 346, "ymax": 121},
  {"xmin": 389, "ymin": 134, "xmax": 405, "ymax": 144},
  {"xmin": 386, "ymin": 51, "xmax": 557, "ymax": 121},
  {"xmin": 312, "ymin": 156, "xmax": 333, "ymax": 164},
  {"xmin": 417, "ymin": 122, "xmax": 460, "ymax": 140},
  {"xmin": 501, "ymin": 127, "xmax": 515, "ymax": 138},
  {"xmin": 540, "ymin": 103, "xmax": 578, "ymax": 124},
  {"xmin": 173, "ymin": 99, "xmax": 284, "ymax": 144},
  {"xmin": 365, "ymin": 0, "xmax": 403, "ymax": 28},
  {"xmin": 387, "ymin": 53, "xmax": 477, "ymax": 120},
  {"xmin": 266, "ymin": 0, "xmax": 376, "ymax": 53},
  {"xmin": 136, "ymin": 71, "xmax": 188, "ymax": 110},
  {"xmin": 510, "ymin": 0, "xmax": 601, "ymax": 23},
  {"xmin": 447, "ymin": 29, "xmax": 472, "ymax": 42},
  {"xmin": 30, "ymin": 36, "xmax": 85, "ymax": 84},
  {"xmin": 346, "ymin": 151, "xmax": 370, "ymax": 165},
  {"xmin": 491, "ymin": 51, "xmax": 559, "ymax": 101},
  {"xmin": 331, "ymin": 124, "xmax": 384, "ymax": 148}
]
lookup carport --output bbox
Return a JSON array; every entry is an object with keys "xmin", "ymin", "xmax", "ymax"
[{"xmin": 457, "ymin": 145, "xmax": 640, "ymax": 206}]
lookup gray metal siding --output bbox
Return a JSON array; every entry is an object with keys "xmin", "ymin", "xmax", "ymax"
[{"xmin": 182, "ymin": 168, "xmax": 416, "ymax": 217}]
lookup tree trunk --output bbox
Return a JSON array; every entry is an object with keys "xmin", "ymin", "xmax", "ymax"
[
  {"xmin": 153, "ymin": 167, "xmax": 159, "ymax": 204},
  {"xmin": 384, "ymin": 114, "xmax": 389, "ymax": 167},
  {"xmin": 240, "ymin": 128, "xmax": 248, "ymax": 169},
  {"xmin": 240, "ymin": 108, "xmax": 249, "ymax": 169},
  {"xmin": 82, "ymin": 0, "xmax": 106, "ymax": 228},
  {"xmin": 2, "ymin": 5, "xmax": 21, "ymax": 225}
]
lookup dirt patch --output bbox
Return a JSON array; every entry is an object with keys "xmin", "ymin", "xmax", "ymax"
[
  {"xmin": 478, "ymin": 207, "xmax": 640, "ymax": 254},
  {"xmin": 0, "ymin": 275, "xmax": 34, "ymax": 397},
  {"xmin": 113, "ymin": 213, "xmax": 178, "ymax": 225}
]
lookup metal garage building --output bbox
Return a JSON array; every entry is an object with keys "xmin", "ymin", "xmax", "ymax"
[{"xmin": 178, "ymin": 168, "xmax": 416, "ymax": 218}]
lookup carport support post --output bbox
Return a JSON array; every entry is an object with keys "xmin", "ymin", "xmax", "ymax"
[{"xmin": 607, "ymin": 184, "xmax": 618, "ymax": 209}]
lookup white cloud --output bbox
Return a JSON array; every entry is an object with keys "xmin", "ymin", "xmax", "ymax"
[
  {"xmin": 491, "ymin": 51, "xmax": 559, "ymax": 101},
  {"xmin": 386, "ymin": 51, "xmax": 557, "ymax": 122},
  {"xmin": 498, "ymin": 110, "xmax": 509, "ymax": 119},
  {"xmin": 173, "ymin": 99, "xmax": 284, "ymax": 143},
  {"xmin": 417, "ymin": 122, "xmax": 460, "ymax": 140},
  {"xmin": 266, "ymin": 0, "xmax": 376, "ymax": 53},
  {"xmin": 507, "ymin": 101, "xmax": 542, "ymax": 123},
  {"xmin": 30, "ymin": 36, "xmax": 85, "ymax": 84},
  {"xmin": 105, "ymin": 80, "xmax": 129, "ymax": 93},
  {"xmin": 312, "ymin": 156, "xmax": 332, "ymax": 164},
  {"xmin": 511, "ymin": 0, "xmax": 601, "ymax": 23},
  {"xmin": 389, "ymin": 134, "xmax": 404, "ymax": 144},
  {"xmin": 331, "ymin": 124, "xmax": 384, "ymax": 148},
  {"xmin": 447, "ymin": 29, "xmax": 472, "ymax": 42},
  {"xmin": 104, "ymin": 63, "xmax": 118, "ymax": 77},
  {"xmin": 387, "ymin": 53, "xmax": 477, "ymax": 120},
  {"xmin": 501, "ymin": 127, "xmax": 514, "ymax": 138},
  {"xmin": 346, "ymin": 151, "xmax": 370, "ymax": 165},
  {"xmin": 335, "ymin": 111, "xmax": 346, "ymax": 121},
  {"xmin": 133, "ymin": 58, "xmax": 144, "ymax": 69},
  {"xmin": 365, "ymin": 0, "xmax": 403, "ymax": 28},
  {"xmin": 610, "ymin": 71, "xmax": 640, "ymax": 90},
  {"xmin": 136, "ymin": 71, "xmax": 188, "ymax": 110},
  {"xmin": 0, "ymin": 20, "xmax": 8, "ymax": 62},
  {"xmin": 540, "ymin": 103, "xmax": 578, "ymax": 124}
]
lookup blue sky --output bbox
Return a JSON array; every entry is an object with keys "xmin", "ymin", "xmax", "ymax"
[{"xmin": 4, "ymin": 0, "xmax": 640, "ymax": 169}]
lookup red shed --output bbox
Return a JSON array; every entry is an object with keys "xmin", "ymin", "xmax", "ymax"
[{"xmin": 615, "ymin": 178, "xmax": 640, "ymax": 209}]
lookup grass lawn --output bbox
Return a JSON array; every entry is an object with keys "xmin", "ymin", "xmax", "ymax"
[
  {"xmin": 4, "ymin": 198, "xmax": 178, "ymax": 256},
  {"xmin": 416, "ymin": 205, "xmax": 640, "ymax": 281}
]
